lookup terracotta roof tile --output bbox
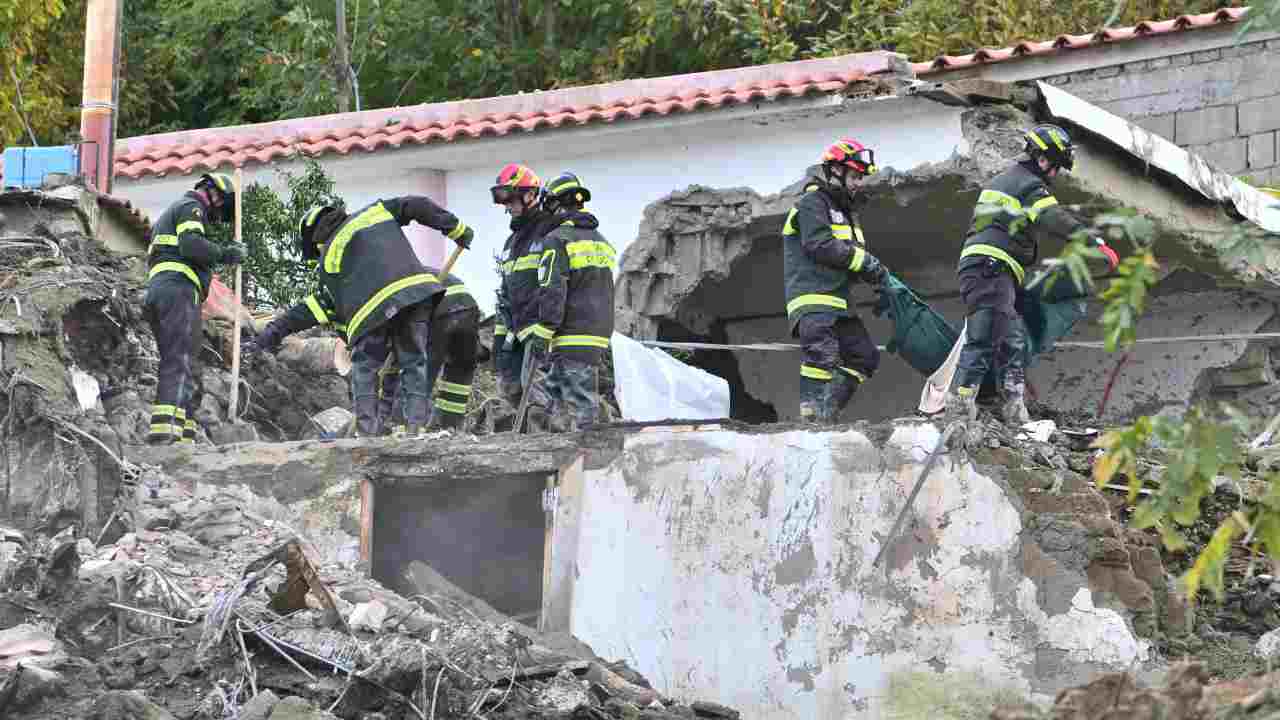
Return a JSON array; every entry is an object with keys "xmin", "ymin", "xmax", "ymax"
[
  {"xmin": 113, "ymin": 52, "xmax": 893, "ymax": 180},
  {"xmin": 913, "ymin": 7, "xmax": 1249, "ymax": 74}
]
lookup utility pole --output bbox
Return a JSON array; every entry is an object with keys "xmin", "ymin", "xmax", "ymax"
[{"xmin": 335, "ymin": 0, "xmax": 351, "ymax": 113}]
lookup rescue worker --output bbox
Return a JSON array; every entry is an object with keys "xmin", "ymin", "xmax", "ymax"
[
  {"xmin": 946, "ymin": 124, "xmax": 1120, "ymax": 426},
  {"xmin": 378, "ymin": 266, "xmax": 480, "ymax": 433},
  {"xmin": 782, "ymin": 139, "xmax": 890, "ymax": 424},
  {"xmin": 491, "ymin": 164, "xmax": 562, "ymax": 432},
  {"xmin": 245, "ymin": 196, "xmax": 474, "ymax": 437},
  {"xmin": 535, "ymin": 172, "xmax": 616, "ymax": 431},
  {"xmin": 145, "ymin": 172, "xmax": 245, "ymax": 445}
]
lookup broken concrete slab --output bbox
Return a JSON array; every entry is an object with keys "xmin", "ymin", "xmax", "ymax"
[
  {"xmin": 89, "ymin": 690, "xmax": 177, "ymax": 720},
  {"xmin": 0, "ymin": 624, "xmax": 67, "ymax": 670}
]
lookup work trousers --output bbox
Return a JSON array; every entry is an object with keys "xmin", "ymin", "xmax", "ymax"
[
  {"xmin": 795, "ymin": 311, "xmax": 880, "ymax": 384},
  {"xmin": 380, "ymin": 308, "xmax": 479, "ymax": 428},
  {"xmin": 954, "ymin": 258, "xmax": 1027, "ymax": 392},
  {"xmin": 545, "ymin": 354, "xmax": 601, "ymax": 431},
  {"xmin": 350, "ymin": 300, "xmax": 434, "ymax": 436},
  {"xmin": 144, "ymin": 275, "xmax": 204, "ymax": 444},
  {"xmin": 495, "ymin": 337, "xmax": 552, "ymax": 430}
]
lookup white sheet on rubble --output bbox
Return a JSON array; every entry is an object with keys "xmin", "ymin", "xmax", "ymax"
[{"xmin": 611, "ymin": 332, "xmax": 730, "ymax": 422}]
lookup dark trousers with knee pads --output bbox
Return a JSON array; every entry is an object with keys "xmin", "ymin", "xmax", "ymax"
[
  {"xmin": 954, "ymin": 258, "xmax": 1027, "ymax": 393},
  {"xmin": 380, "ymin": 308, "xmax": 479, "ymax": 429},
  {"xmin": 145, "ymin": 276, "xmax": 204, "ymax": 443},
  {"xmin": 350, "ymin": 300, "xmax": 436, "ymax": 435},
  {"xmin": 795, "ymin": 312, "xmax": 879, "ymax": 420}
]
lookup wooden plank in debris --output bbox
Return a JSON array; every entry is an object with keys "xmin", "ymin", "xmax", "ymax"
[{"xmin": 359, "ymin": 478, "xmax": 374, "ymax": 569}]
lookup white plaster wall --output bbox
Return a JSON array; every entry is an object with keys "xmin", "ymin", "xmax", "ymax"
[
  {"xmin": 566, "ymin": 426, "xmax": 1148, "ymax": 719},
  {"xmin": 114, "ymin": 96, "xmax": 967, "ymax": 314}
]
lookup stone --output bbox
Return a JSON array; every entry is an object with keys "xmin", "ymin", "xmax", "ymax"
[
  {"xmin": 1257, "ymin": 628, "xmax": 1280, "ymax": 659},
  {"xmin": 89, "ymin": 690, "xmax": 177, "ymax": 720},
  {"xmin": 1249, "ymin": 132, "xmax": 1278, "ymax": 171},
  {"xmin": 185, "ymin": 502, "xmax": 248, "ymax": 545},
  {"xmin": 166, "ymin": 531, "xmax": 215, "ymax": 563},
  {"xmin": 3, "ymin": 664, "xmax": 66, "ymax": 711},
  {"xmin": 266, "ymin": 695, "xmax": 340, "ymax": 720},
  {"xmin": 1175, "ymin": 105, "xmax": 1237, "ymax": 146},
  {"xmin": 134, "ymin": 504, "xmax": 179, "ymax": 531},
  {"xmin": 210, "ymin": 421, "xmax": 259, "ymax": 445},
  {"xmin": 1240, "ymin": 95, "xmax": 1280, "ymax": 136},
  {"xmin": 348, "ymin": 600, "xmax": 389, "ymax": 632},
  {"xmin": 692, "ymin": 701, "xmax": 741, "ymax": 718},
  {"xmin": 240, "ymin": 689, "xmax": 281, "ymax": 720},
  {"xmin": 0, "ymin": 624, "xmax": 67, "ymax": 669}
]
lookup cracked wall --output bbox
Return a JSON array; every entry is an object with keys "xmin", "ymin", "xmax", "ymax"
[
  {"xmin": 557, "ymin": 424, "xmax": 1164, "ymax": 719},
  {"xmin": 617, "ymin": 104, "xmax": 1279, "ymax": 423}
]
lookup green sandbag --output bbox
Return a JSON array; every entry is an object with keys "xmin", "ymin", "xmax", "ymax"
[
  {"xmin": 1019, "ymin": 270, "xmax": 1090, "ymax": 361},
  {"xmin": 871, "ymin": 273, "xmax": 960, "ymax": 376}
]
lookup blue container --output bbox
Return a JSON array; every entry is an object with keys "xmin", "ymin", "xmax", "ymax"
[{"xmin": 2, "ymin": 146, "xmax": 79, "ymax": 189}]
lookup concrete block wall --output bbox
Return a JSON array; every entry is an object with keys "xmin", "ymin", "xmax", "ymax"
[{"xmin": 1039, "ymin": 37, "xmax": 1280, "ymax": 185}]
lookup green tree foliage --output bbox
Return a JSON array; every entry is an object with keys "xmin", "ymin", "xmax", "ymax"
[
  {"xmin": 204, "ymin": 159, "xmax": 344, "ymax": 310},
  {"xmin": 0, "ymin": 0, "xmax": 80, "ymax": 147}
]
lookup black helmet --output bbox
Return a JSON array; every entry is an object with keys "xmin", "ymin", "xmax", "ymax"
[
  {"xmin": 196, "ymin": 172, "xmax": 236, "ymax": 221},
  {"xmin": 1024, "ymin": 124, "xmax": 1075, "ymax": 172},
  {"xmin": 542, "ymin": 172, "xmax": 591, "ymax": 213},
  {"xmin": 297, "ymin": 205, "xmax": 337, "ymax": 261}
]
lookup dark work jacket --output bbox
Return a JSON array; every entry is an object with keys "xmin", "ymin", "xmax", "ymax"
[
  {"xmin": 421, "ymin": 265, "xmax": 477, "ymax": 318},
  {"xmin": 960, "ymin": 161, "xmax": 1084, "ymax": 286},
  {"xmin": 782, "ymin": 181, "xmax": 875, "ymax": 332},
  {"xmin": 496, "ymin": 211, "xmax": 561, "ymax": 343},
  {"xmin": 537, "ymin": 211, "xmax": 616, "ymax": 359},
  {"xmin": 275, "ymin": 196, "xmax": 466, "ymax": 343},
  {"xmin": 146, "ymin": 191, "xmax": 226, "ymax": 300}
]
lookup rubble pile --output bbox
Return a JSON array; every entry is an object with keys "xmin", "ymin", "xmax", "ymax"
[{"xmin": 0, "ymin": 469, "xmax": 740, "ymax": 719}]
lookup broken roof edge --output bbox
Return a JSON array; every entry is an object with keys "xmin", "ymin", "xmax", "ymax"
[{"xmin": 1037, "ymin": 80, "xmax": 1280, "ymax": 235}]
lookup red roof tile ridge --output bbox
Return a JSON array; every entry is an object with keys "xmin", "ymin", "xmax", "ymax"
[{"xmin": 913, "ymin": 6, "xmax": 1249, "ymax": 74}]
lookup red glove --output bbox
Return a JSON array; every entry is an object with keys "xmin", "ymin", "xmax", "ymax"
[{"xmin": 1095, "ymin": 238, "xmax": 1119, "ymax": 271}]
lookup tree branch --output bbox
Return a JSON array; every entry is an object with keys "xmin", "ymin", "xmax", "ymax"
[{"xmin": 8, "ymin": 66, "xmax": 39, "ymax": 146}]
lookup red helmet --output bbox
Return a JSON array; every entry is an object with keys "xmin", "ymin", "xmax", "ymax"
[
  {"xmin": 491, "ymin": 163, "xmax": 542, "ymax": 204},
  {"xmin": 822, "ymin": 139, "xmax": 877, "ymax": 175}
]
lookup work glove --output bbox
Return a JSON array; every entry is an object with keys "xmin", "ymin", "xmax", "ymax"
[
  {"xmin": 857, "ymin": 251, "xmax": 888, "ymax": 287},
  {"xmin": 244, "ymin": 319, "xmax": 286, "ymax": 356},
  {"xmin": 220, "ymin": 243, "xmax": 247, "ymax": 265},
  {"xmin": 1093, "ymin": 237, "xmax": 1120, "ymax": 271},
  {"xmin": 454, "ymin": 225, "xmax": 474, "ymax": 250}
]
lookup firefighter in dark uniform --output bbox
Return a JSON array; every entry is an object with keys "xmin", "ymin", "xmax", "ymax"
[
  {"xmin": 491, "ymin": 164, "xmax": 562, "ymax": 432},
  {"xmin": 378, "ymin": 266, "xmax": 480, "ymax": 433},
  {"xmin": 783, "ymin": 139, "xmax": 889, "ymax": 424},
  {"xmin": 535, "ymin": 172, "xmax": 616, "ymax": 431},
  {"xmin": 246, "ymin": 197, "xmax": 474, "ymax": 437},
  {"xmin": 145, "ymin": 172, "xmax": 245, "ymax": 445},
  {"xmin": 946, "ymin": 124, "xmax": 1119, "ymax": 426}
]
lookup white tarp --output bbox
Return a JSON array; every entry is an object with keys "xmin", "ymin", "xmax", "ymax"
[{"xmin": 611, "ymin": 332, "xmax": 730, "ymax": 422}]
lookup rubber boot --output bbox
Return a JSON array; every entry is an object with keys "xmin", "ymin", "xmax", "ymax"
[
  {"xmin": 1002, "ymin": 382, "xmax": 1031, "ymax": 426},
  {"xmin": 944, "ymin": 385, "xmax": 978, "ymax": 425},
  {"xmin": 798, "ymin": 377, "xmax": 827, "ymax": 424},
  {"xmin": 353, "ymin": 395, "xmax": 381, "ymax": 438}
]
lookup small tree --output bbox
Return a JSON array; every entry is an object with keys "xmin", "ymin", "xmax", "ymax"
[{"xmin": 207, "ymin": 159, "xmax": 345, "ymax": 310}]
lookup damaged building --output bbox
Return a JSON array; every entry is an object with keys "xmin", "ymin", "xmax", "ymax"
[{"xmin": 4, "ymin": 7, "xmax": 1280, "ymax": 720}]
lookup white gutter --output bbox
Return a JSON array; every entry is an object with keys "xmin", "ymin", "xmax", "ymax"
[{"xmin": 1038, "ymin": 80, "xmax": 1280, "ymax": 233}]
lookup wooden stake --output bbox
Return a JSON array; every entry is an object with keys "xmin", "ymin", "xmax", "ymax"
[{"xmin": 228, "ymin": 169, "xmax": 244, "ymax": 421}]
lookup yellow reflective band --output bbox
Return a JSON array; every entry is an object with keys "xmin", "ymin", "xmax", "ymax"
[
  {"xmin": 800, "ymin": 364, "xmax": 833, "ymax": 381},
  {"xmin": 786, "ymin": 294, "xmax": 847, "ymax": 315},
  {"xmin": 150, "ymin": 404, "xmax": 177, "ymax": 416},
  {"xmin": 439, "ymin": 380, "xmax": 471, "ymax": 395},
  {"xmin": 565, "ymin": 240, "xmax": 616, "ymax": 271},
  {"xmin": 1027, "ymin": 195, "xmax": 1059, "ymax": 222},
  {"xmin": 551, "ymin": 334, "xmax": 610, "ymax": 350},
  {"xmin": 854, "ymin": 226, "xmax": 865, "ymax": 244},
  {"xmin": 302, "ymin": 206, "xmax": 325, "ymax": 229},
  {"xmin": 149, "ymin": 422, "xmax": 176, "ymax": 434},
  {"xmin": 176, "ymin": 220, "xmax": 205, "ymax": 236},
  {"xmin": 782, "ymin": 208, "xmax": 798, "ymax": 236},
  {"xmin": 150, "ymin": 233, "xmax": 179, "ymax": 250},
  {"xmin": 831, "ymin": 224, "xmax": 853, "ymax": 241},
  {"xmin": 175, "ymin": 407, "xmax": 187, "ymax": 420},
  {"xmin": 149, "ymin": 261, "xmax": 202, "ymax": 291},
  {"xmin": 179, "ymin": 437, "xmax": 195, "ymax": 444},
  {"xmin": 347, "ymin": 273, "xmax": 436, "ymax": 341},
  {"xmin": 324, "ymin": 203, "xmax": 395, "ymax": 273},
  {"xmin": 848, "ymin": 246, "xmax": 866, "ymax": 272},
  {"xmin": 305, "ymin": 295, "xmax": 329, "ymax": 325},
  {"xmin": 512, "ymin": 254, "xmax": 541, "ymax": 271},
  {"xmin": 185, "ymin": 419, "xmax": 197, "ymax": 429},
  {"xmin": 538, "ymin": 249, "xmax": 557, "ymax": 286},
  {"xmin": 840, "ymin": 367, "xmax": 867, "ymax": 383},
  {"xmin": 978, "ymin": 189, "xmax": 1023, "ymax": 212},
  {"xmin": 444, "ymin": 285, "xmax": 470, "ymax": 297},
  {"xmin": 494, "ymin": 324, "xmax": 508, "ymax": 336},
  {"xmin": 956, "ymin": 385, "xmax": 976, "ymax": 397},
  {"xmin": 1026, "ymin": 130, "xmax": 1049, "ymax": 150},
  {"xmin": 549, "ymin": 178, "xmax": 580, "ymax": 194},
  {"xmin": 447, "ymin": 221, "xmax": 468, "ymax": 240},
  {"xmin": 434, "ymin": 398, "xmax": 468, "ymax": 414},
  {"xmin": 500, "ymin": 260, "xmax": 514, "ymax": 273},
  {"xmin": 518, "ymin": 323, "xmax": 555, "ymax": 341},
  {"xmin": 960, "ymin": 244, "xmax": 1026, "ymax": 285}
]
